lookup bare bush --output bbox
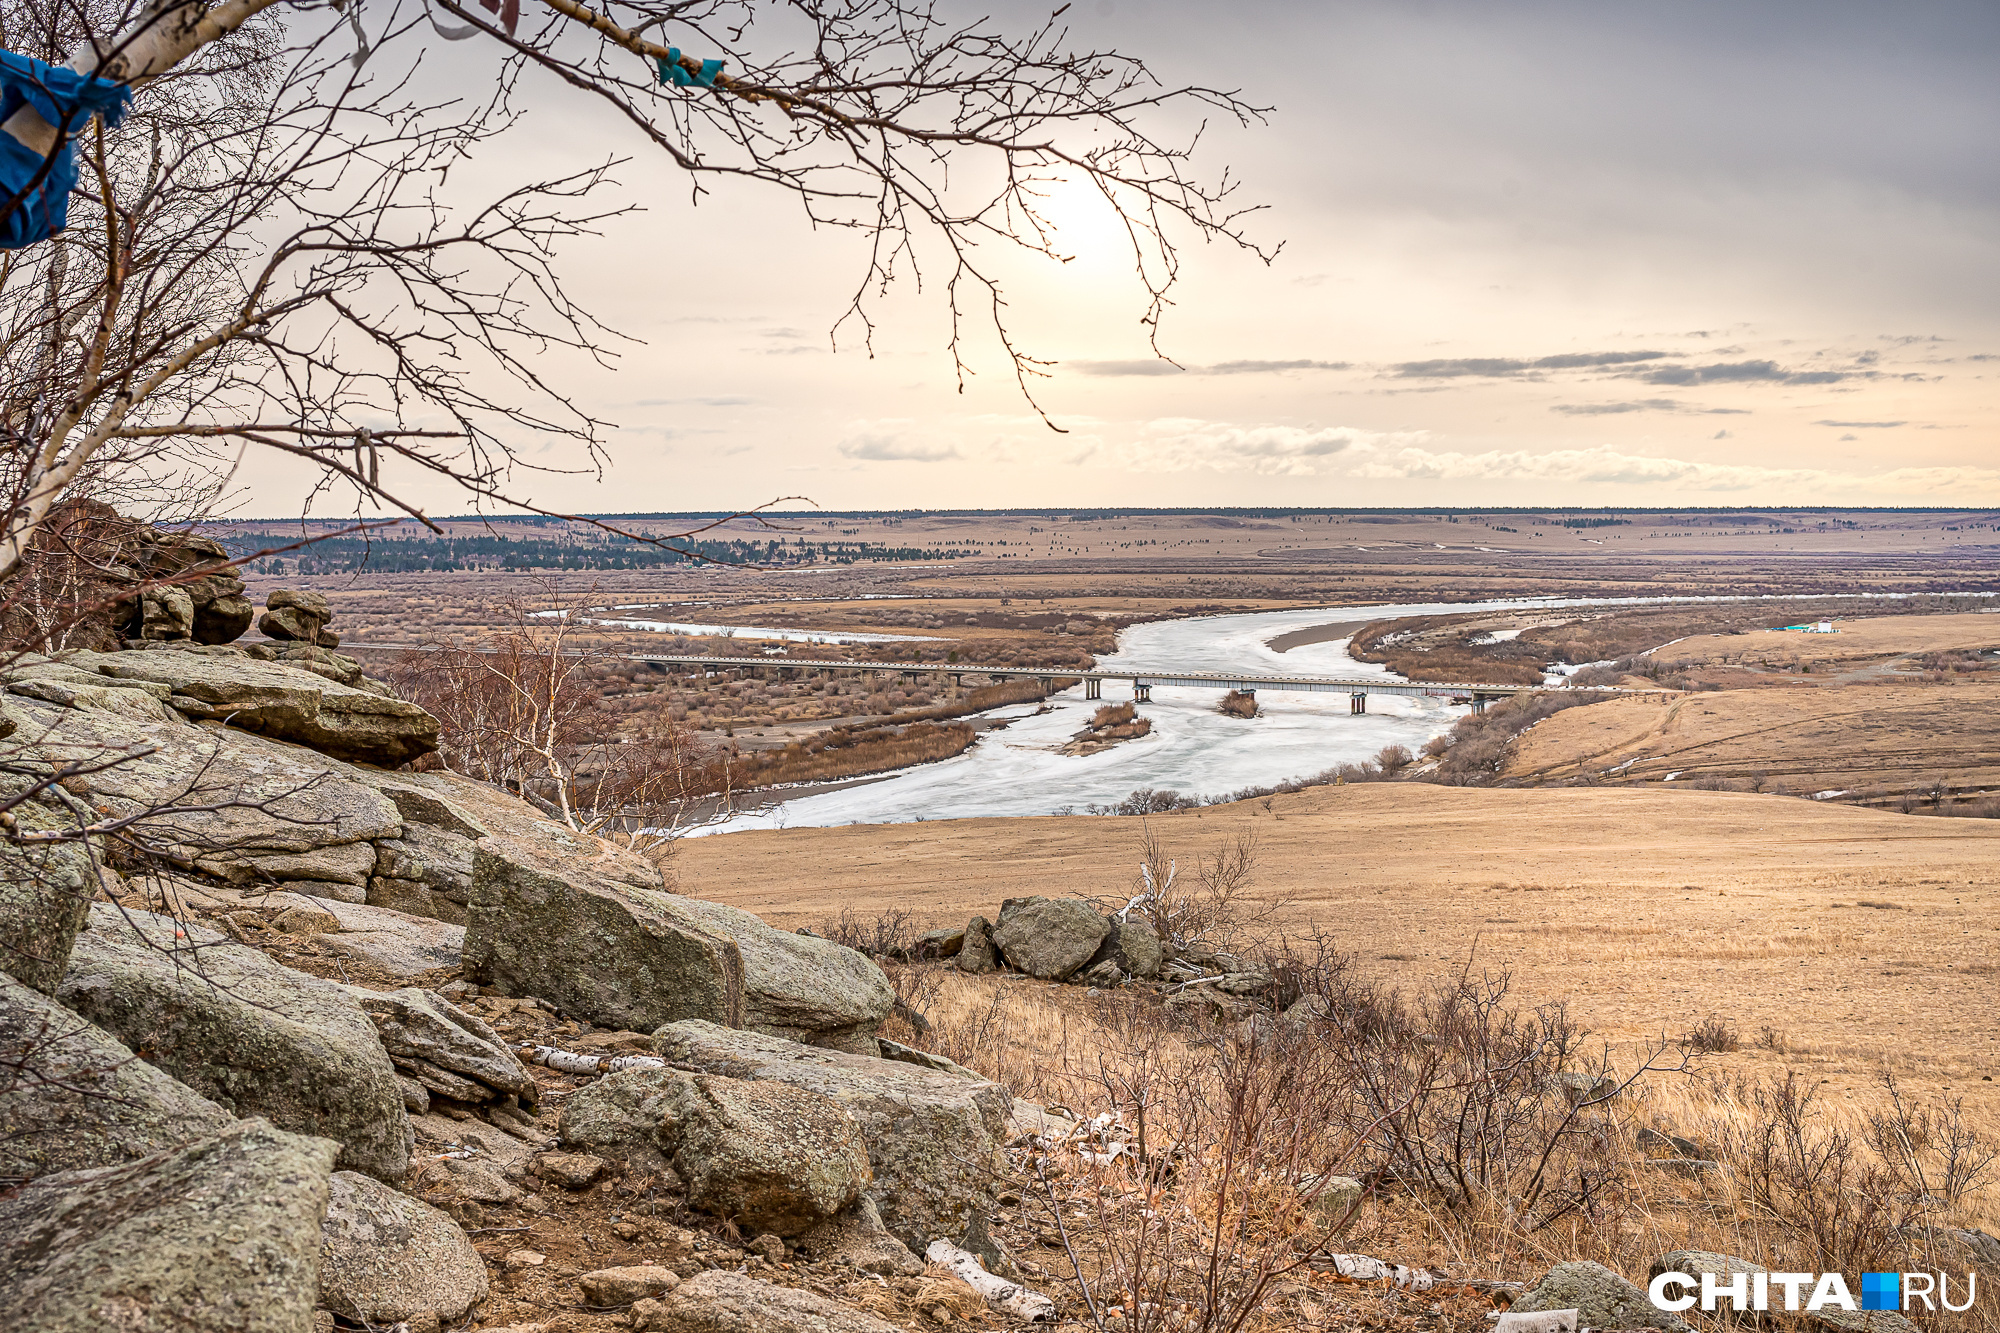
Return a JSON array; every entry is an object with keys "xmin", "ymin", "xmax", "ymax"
[
  {"xmin": 1374, "ymin": 743, "xmax": 1413, "ymax": 774},
  {"xmin": 1737, "ymin": 1071, "xmax": 1994, "ymax": 1275},
  {"xmin": 1685, "ymin": 1015, "xmax": 1741, "ymax": 1054},
  {"xmin": 1217, "ymin": 689, "xmax": 1259, "ymax": 719},
  {"xmin": 1275, "ymin": 933, "xmax": 1691, "ymax": 1230},
  {"xmin": 1101, "ymin": 822, "xmax": 1266, "ymax": 953},
  {"xmin": 816, "ymin": 905, "xmax": 917, "ymax": 960},
  {"xmin": 1093, "ymin": 787, "xmax": 1201, "ymax": 815}
]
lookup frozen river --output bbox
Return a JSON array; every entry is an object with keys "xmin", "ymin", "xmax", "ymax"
[
  {"xmin": 691, "ymin": 595, "xmax": 1577, "ymax": 835},
  {"xmin": 681, "ymin": 588, "xmax": 1996, "ymax": 835}
]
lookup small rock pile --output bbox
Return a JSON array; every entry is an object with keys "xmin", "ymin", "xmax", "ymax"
[
  {"xmin": 124, "ymin": 528, "xmax": 257, "ymax": 644},
  {"xmin": 258, "ymin": 588, "xmax": 339, "ymax": 648},
  {"xmin": 890, "ymin": 894, "xmax": 1288, "ymax": 1020}
]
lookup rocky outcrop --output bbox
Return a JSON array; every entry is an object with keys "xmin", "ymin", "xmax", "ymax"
[
  {"xmin": 59, "ymin": 906, "xmax": 413, "ymax": 1181},
  {"xmin": 674, "ymin": 1074, "xmax": 874, "ymax": 1236},
  {"xmin": 1512, "ymin": 1260, "xmax": 1686, "ymax": 1332},
  {"xmin": 3, "ymin": 686, "xmax": 404, "ymax": 885},
  {"xmin": 98, "ymin": 648, "xmax": 435, "ymax": 764},
  {"xmin": 345, "ymin": 985, "xmax": 535, "ymax": 1106},
  {"xmin": 318, "ymin": 1169, "xmax": 487, "ymax": 1327},
  {"xmin": 0, "ymin": 1119, "xmax": 339, "ymax": 1333},
  {"xmin": 466, "ymin": 834, "xmax": 746, "ymax": 1034},
  {"xmin": 3, "ymin": 652, "xmax": 179, "ymax": 722},
  {"xmin": 0, "ymin": 970, "xmax": 235, "ymax": 1180},
  {"xmin": 990, "ymin": 896, "xmax": 1112, "ymax": 981},
  {"xmin": 654, "ymin": 1021, "xmax": 1011, "ymax": 1252},
  {"xmin": 639, "ymin": 1270, "xmax": 901, "ymax": 1333},
  {"xmin": 125, "ymin": 529, "xmax": 255, "ymax": 646},
  {"xmin": 257, "ymin": 589, "xmax": 338, "ymax": 647}
]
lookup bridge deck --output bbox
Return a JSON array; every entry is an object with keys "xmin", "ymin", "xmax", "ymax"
[{"xmin": 627, "ymin": 653, "xmax": 1592, "ymax": 698}]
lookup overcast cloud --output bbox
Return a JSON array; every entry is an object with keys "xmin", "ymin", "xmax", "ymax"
[{"xmin": 244, "ymin": 1, "xmax": 1999, "ymax": 513}]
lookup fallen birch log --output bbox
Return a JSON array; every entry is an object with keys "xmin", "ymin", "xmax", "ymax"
[
  {"xmin": 516, "ymin": 1043, "xmax": 666, "ymax": 1076},
  {"xmin": 925, "ymin": 1241, "xmax": 1057, "ymax": 1322},
  {"xmin": 1308, "ymin": 1252, "xmax": 1523, "ymax": 1297}
]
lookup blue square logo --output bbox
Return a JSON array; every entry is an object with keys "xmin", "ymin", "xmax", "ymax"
[{"xmin": 1861, "ymin": 1273, "xmax": 1900, "ymax": 1311}]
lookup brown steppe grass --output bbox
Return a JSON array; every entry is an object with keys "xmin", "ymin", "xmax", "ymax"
[
  {"xmin": 1501, "ymin": 683, "xmax": 2000, "ymax": 798},
  {"xmin": 681, "ymin": 783, "xmax": 2000, "ymax": 1156}
]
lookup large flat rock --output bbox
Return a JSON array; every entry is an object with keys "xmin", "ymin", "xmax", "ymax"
[
  {"xmin": 466, "ymin": 833, "xmax": 747, "ymax": 1033},
  {"xmin": 2, "ymin": 694, "xmax": 402, "ymax": 865},
  {"xmin": 664, "ymin": 895, "xmax": 894, "ymax": 1054},
  {"xmin": 59, "ymin": 906, "xmax": 413, "ymax": 1181},
  {"xmin": 653, "ymin": 1021, "xmax": 1011, "ymax": 1251},
  {"xmin": 96, "ymin": 647, "xmax": 437, "ymax": 765},
  {"xmin": 0, "ymin": 1119, "xmax": 338, "ymax": 1333},
  {"xmin": 0, "ymin": 971, "xmax": 235, "ymax": 1181}
]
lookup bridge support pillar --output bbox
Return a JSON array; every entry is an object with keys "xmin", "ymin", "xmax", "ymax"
[
  {"xmin": 1471, "ymin": 695, "xmax": 1489, "ymax": 715},
  {"xmin": 1134, "ymin": 683, "xmax": 1152, "ymax": 702},
  {"xmin": 1350, "ymin": 692, "xmax": 1368, "ymax": 714},
  {"xmin": 1085, "ymin": 678, "xmax": 1101, "ymax": 700}
]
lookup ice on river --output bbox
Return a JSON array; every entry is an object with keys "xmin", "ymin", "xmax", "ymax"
[{"xmin": 692, "ymin": 600, "xmax": 1507, "ymax": 834}]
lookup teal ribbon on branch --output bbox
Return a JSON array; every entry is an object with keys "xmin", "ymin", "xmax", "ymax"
[{"xmin": 656, "ymin": 47, "xmax": 725, "ymax": 88}]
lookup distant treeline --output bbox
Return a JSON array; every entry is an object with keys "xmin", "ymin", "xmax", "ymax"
[{"xmin": 230, "ymin": 533, "xmax": 976, "ymax": 575}]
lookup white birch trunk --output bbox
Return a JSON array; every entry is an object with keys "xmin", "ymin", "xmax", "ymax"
[{"xmin": 924, "ymin": 1241, "xmax": 1056, "ymax": 1322}]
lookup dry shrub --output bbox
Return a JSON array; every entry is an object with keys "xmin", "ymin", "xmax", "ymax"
[
  {"xmin": 816, "ymin": 905, "xmax": 918, "ymax": 959},
  {"xmin": 1100, "ymin": 821, "xmax": 1267, "ymax": 953},
  {"xmin": 1686, "ymin": 1015, "xmax": 1741, "ymax": 1054},
  {"xmin": 900, "ymin": 943, "xmax": 1999, "ymax": 1333},
  {"xmin": 1093, "ymin": 701, "xmax": 1138, "ymax": 728},
  {"xmin": 1218, "ymin": 690, "xmax": 1259, "ymax": 719}
]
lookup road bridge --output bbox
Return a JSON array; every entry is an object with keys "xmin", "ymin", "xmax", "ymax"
[{"xmin": 624, "ymin": 653, "xmax": 1600, "ymax": 714}]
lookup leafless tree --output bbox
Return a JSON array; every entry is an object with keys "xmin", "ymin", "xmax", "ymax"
[
  {"xmin": 0, "ymin": 0, "xmax": 1271, "ymax": 584},
  {"xmin": 389, "ymin": 580, "xmax": 721, "ymax": 850}
]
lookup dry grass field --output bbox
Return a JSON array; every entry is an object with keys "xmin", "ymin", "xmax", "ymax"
[
  {"xmin": 1656, "ymin": 611, "xmax": 2000, "ymax": 671},
  {"xmin": 680, "ymin": 783, "xmax": 2000, "ymax": 1124},
  {"xmin": 1502, "ymin": 684, "xmax": 2000, "ymax": 796},
  {"xmin": 1462, "ymin": 610, "xmax": 2000, "ymax": 810}
]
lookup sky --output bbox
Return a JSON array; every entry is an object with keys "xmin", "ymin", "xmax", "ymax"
[{"xmin": 252, "ymin": 0, "xmax": 2000, "ymax": 516}]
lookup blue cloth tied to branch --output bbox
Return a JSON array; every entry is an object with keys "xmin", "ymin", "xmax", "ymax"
[
  {"xmin": 0, "ymin": 49, "xmax": 132, "ymax": 249},
  {"xmin": 657, "ymin": 47, "xmax": 725, "ymax": 88}
]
